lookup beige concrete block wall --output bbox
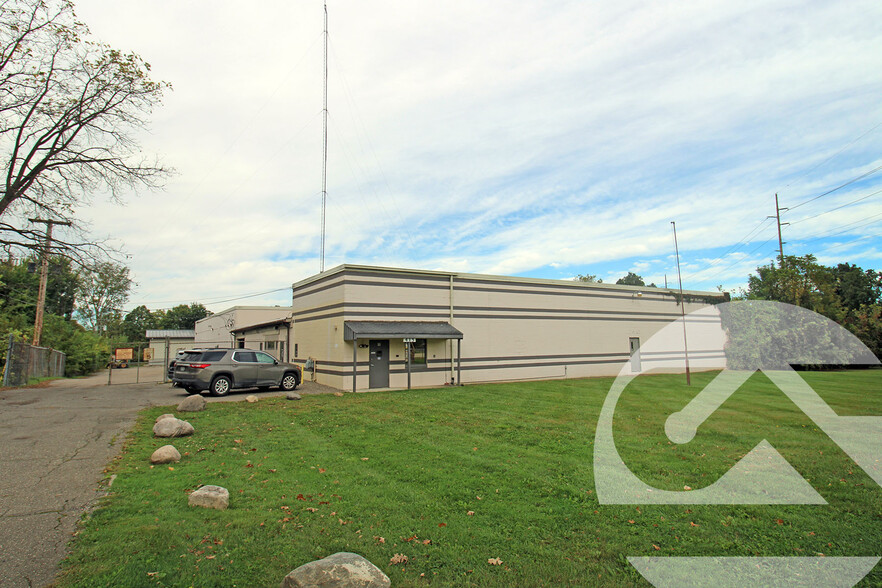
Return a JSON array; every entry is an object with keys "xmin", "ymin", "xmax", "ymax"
[
  {"xmin": 195, "ymin": 306, "xmax": 292, "ymax": 347},
  {"xmin": 292, "ymin": 265, "xmax": 727, "ymax": 391}
]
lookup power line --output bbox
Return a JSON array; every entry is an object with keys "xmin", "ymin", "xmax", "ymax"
[
  {"xmin": 130, "ymin": 286, "xmax": 292, "ymax": 309},
  {"xmin": 796, "ymin": 211, "xmax": 882, "ymax": 244},
  {"xmin": 782, "ymin": 120, "xmax": 882, "ymax": 189},
  {"xmin": 789, "ymin": 187, "xmax": 882, "ymax": 225},
  {"xmin": 681, "ymin": 217, "xmax": 772, "ymax": 282},
  {"xmin": 787, "ymin": 163, "xmax": 882, "ymax": 212}
]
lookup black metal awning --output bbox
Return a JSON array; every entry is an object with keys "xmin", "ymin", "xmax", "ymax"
[{"xmin": 343, "ymin": 321, "xmax": 463, "ymax": 341}]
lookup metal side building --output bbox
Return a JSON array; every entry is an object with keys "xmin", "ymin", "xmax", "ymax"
[{"xmin": 290, "ymin": 265, "xmax": 728, "ymax": 392}]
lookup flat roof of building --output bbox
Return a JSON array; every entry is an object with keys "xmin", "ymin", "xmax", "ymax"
[{"xmin": 292, "ymin": 264, "xmax": 726, "ymax": 298}]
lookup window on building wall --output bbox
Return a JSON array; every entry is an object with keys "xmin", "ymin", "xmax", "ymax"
[
  {"xmin": 265, "ymin": 341, "xmax": 277, "ymax": 350},
  {"xmin": 409, "ymin": 339, "xmax": 427, "ymax": 366}
]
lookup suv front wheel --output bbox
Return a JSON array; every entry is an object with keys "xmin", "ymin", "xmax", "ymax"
[
  {"xmin": 280, "ymin": 373, "xmax": 299, "ymax": 391},
  {"xmin": 211, "ymin": 375, "xmax": 232, "ymax": 396}
]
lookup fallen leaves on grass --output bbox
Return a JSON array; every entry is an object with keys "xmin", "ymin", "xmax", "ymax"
[
  {"xmin": 438, "ymin": 522, "xmax": 447, "ymax": 527},
  {"xmin": 467, "ymin": 511, "xmax": 475, "ymax": 516},
  {"xmin": 390, "ymin": 554, "xmax": 408, "ymax": 565},
  {"xmin": 488, "ymin": 558, "xmax": 503, "ymax": 566},
  {"xmin": 374, "ymin": 536, "xmax": 386, "ymax": 544}
]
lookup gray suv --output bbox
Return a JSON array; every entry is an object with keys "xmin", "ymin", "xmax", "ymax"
[{"xmin": 173, "ymin": 348, "xmax": 301, "ymax": 396}]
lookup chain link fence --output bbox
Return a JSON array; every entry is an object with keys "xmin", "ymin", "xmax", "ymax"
[{"xmin": 2, "ymin": 335, "xmax": 66, "ymax": 387}]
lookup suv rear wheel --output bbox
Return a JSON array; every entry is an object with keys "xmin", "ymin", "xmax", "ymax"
[
  {"xmin": 280, "ymin": 373, "xmax": 299, "ymax": 391},
  {"xmin": 211, "ymin": 375, "xmax": 232, "ymax": 397}
]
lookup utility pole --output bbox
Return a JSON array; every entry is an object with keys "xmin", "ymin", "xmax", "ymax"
[
  {"xmin": 769, "ymin": 193, "xmax": 789, "ymax": 267},
  {"xmin": 671, "ymin": 221, "xmax": 691, "ymax": 386},
  {"xmin": 29, "ymin": 218, "xmax": 71, "ymax": 346}
]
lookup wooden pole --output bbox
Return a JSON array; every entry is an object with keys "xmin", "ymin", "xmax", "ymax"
[{"xmin": 29, "ymin": 219, "xmax": 71, "ymax": 346}]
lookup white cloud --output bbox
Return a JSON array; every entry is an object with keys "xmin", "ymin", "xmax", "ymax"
[{"xmin": 54, "ymin": 0, "xmax": 882, "ymax": 311}]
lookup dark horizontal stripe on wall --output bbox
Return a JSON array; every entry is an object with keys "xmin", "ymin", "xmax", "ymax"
[
  {"xmin": 296, "ymin": 300, "xmax": 721, "ymax": 321},
  {"xmin": 457, "ymin": 276, "xmax": 725, "ymax": 301},
  {"xmin": 458, "ymin": 352, "xmax": 628, "ymax": 363},
  {"xmin": 293, "ymin": 277, "xmax": 346, "ymax": 299},
  {"xmin": 643, "ymin": 354, "xmax": 727, "ymax": 361},
  {"xmin": 454, "ymin": 285, "xmax": 675, "ymax": 303},
  {"xmin": 294, "ymin": 277, "xmax": 450, "ymax": 300},
  {"xmin": 295, "ymin": 310, "xmax": 719, "ymax": 325},
  {"xmin": 294, "ymin": 300, "xmax": 455, "ymax": 318},
  {"xmin": 295, "ymin": 268, "xmax": 450, "ymax": 297},
  {"xmin": 294, "ymin": 276, "xmax": 718, "ymax": 306},
  {"xmin": 640, "ymin": 349, "xmax": 725, "ymax": 357},
  {"xmin": 461, "ymin": 357, "xmax": 625, "ymax": 371},
  {"xmin": 451, "ymin": 313, "xmax": 717, "ymax": 323}
]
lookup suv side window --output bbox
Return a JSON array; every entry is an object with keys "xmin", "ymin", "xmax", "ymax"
[
  {"xmin": 200, "ymin": 351, "xmax": 226, "ymax": 362},
  {"xmin": 232, "ymin": 351, "xmax": 257, "ymax": 363},
  {"xmin": 256, "ymin": 352, "xmax": 276, "ymax": 364}
]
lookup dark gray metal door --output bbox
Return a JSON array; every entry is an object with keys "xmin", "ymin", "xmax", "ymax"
[
  {"xmin": 369, "ymin": 340, "xmax": 389, "ymax": 388},
  {"xmin": 629, "ymin": 337, "xmax": 641, "ymax": 372}
]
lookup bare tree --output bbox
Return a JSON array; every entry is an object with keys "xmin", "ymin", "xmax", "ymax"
[{"xmin": 0, "ymin": 0, "xmax": 170, "ymax": 262}]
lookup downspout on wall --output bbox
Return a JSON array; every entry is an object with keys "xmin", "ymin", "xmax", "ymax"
[{"xmin": 449, "ymin": 274, "xmax": 455, "ymax": 384}]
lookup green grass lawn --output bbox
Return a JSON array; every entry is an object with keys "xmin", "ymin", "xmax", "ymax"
[{"xmin": 58, "ymin": 370, "xmax": 882, "ymax": 587}]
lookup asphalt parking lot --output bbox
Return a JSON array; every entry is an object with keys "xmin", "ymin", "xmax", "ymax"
[{"xmin": 0, "ymin": 371, "xmax": 331, "ymax": 588}]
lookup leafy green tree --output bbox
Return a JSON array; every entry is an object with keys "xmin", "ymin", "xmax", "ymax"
[
  {"xmin": 616, "ymin": 272, "xmax": 645, "ymax": 286},
  {"xmin": 75, "ymin": 262, "xmax": 131, "ymax": 333},
  {"xmin": 573, "ymin": 273, "xmax": 602, "ymax": 283},
  {"xmin": 746, "ymin": 254, "xmax": 840, "ymax": 317},
  {"xmin": 832, "ymin": 263, "xmax": 881, "ymax": 312},
  {"xmin": 40, "ymin": 313, "xmax": 109, "ymax": 375},
  {"xmin": 121, "ymin": 305, "xmax": 159, "ymax": 342},
  {"xmin": 160, "ymin": 303, "xmax": 210, "ymax": 330},
  {"xmin": 0, "ymin": 256, "xmax": 78, "ymax": 320},
  {"xmin": 844, "ymin": 304, "xmax": 882, "ymax": 360}
]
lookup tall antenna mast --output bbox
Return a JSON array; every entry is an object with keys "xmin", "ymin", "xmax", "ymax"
[{"xmin": 320, "ymin": 1, "xmax": 329, "ymax": 272}]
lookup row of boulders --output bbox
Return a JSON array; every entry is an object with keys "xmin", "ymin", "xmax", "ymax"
[{"xmin": 149, "ymin": 391, "xmax": 389, "ymax": 587}]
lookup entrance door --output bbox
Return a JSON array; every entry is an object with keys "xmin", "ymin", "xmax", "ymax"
[
  {"xmin": 629, "ymin": 337, "xmax": 641, "ymax": 372},
  {"xmin": 369, "ymin": 340, "xmax": 389, "ymax": 388}
]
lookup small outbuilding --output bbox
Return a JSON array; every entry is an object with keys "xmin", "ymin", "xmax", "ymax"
[{"xmin": 145, "ymin": 329, "xmax": 196, "ymax": 366}]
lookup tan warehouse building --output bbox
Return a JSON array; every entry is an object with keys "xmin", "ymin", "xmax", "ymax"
[{"xmin": 289, "ymin": 265, "xmax": 728, "ymax": 392}]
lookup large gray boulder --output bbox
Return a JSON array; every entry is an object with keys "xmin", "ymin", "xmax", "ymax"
[
  {"xmin": 153, "ymin": 417, "xmax": 195, "ymax": 438},
  {"xmin": 150, "ymin": 445, "xmax": 182, "ymax": 464},
  {"xmin": 177, "ymin": 395, "xmax": 206, "ymax": 412},
  {"xmin": 188, "ymin": 485, "xmax": 229, "ymax": 510},
  {"xmin": 280, "ymin": 552, "xmax": 390, "ymax": 588},
  {"xmin": 286, "ymin": 392, "xmax": 302, "ymax": 400}
]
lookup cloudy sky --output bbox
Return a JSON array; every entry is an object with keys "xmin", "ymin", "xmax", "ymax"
[{"xmin": 67, "ymin": 0, "xmax": 882, "ymax": 312}]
